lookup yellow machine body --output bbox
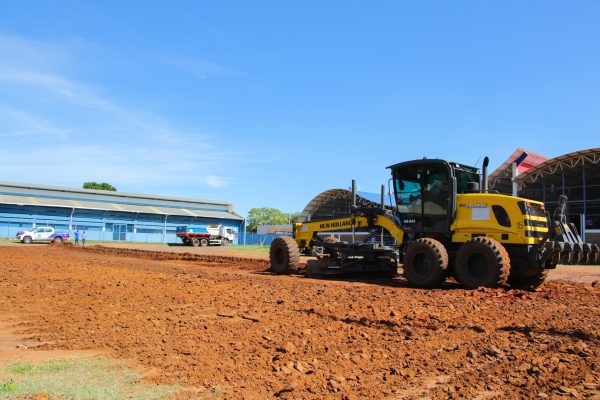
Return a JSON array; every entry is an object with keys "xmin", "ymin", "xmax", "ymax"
[
  {"xmin": 294, "ymin": 193, "xmax": 548, "ymax": 252},
  {"xmin": 269, "ymin": 157, "xmax": 597, "ymax": 290},
  {"xmin": 451, "ymin": 193, "xmax": 548, "ymax": 245}
]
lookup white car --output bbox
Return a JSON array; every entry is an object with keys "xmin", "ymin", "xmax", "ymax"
[{"xmin": 16, "ymin": 227, "xmax": 70, "ymax": 244}]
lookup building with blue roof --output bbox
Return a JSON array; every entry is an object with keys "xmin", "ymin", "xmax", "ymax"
[{"xmin": 0, "ymin": 181, "xmax": 243, "ymax": 243}]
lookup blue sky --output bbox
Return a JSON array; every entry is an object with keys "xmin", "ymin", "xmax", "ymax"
[{"xmin": 0, "ymin": 1, "xmax": 598, "ymax": 216}]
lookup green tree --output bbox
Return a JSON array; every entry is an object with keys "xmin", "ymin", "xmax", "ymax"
[
  {"xmin": 83, "ymin": 182, "xmax": 117, "ymax": 191},
  {"xmin": 287, "ymin": 212, "xmax": 302, "ymax": 225},
  {"xmin": 245, "ymin": 207, "xmax": 290, "ymax": 232}
]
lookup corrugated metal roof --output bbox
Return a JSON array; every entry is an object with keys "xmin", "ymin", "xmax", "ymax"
[
  {"xmin": 515, "ymin": 148, "xmax": 600, "ymax": 184},
  {"xmin": 488, "ymin": 148, "xmax": 549, "ymax": 182},
  {"xmin": 0, "ymin": 180, "xmax": 232, "ymax": 208},
  {"xmin": 0, "ymin": 194, "xmax": 243, "ymax": 221},
  {"xmin": 300, "ymin": 189, "xmax": 393, "ymax": 222}
]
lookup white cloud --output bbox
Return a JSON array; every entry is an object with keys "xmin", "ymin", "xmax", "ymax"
[
  {"xmin": 205, "ymin": 175, "xmax": 230, "ymax": 188},
  {"xmin": 0, "ymin": 69, "xmax": 113, "ymax": 110},
  {"xmin": 0, "ymin": 105, "xmax": 71, "ymax": 138},
  {"xmin": 0, "ymin": 33, "xmax": 251, "ymax": 191},
  {"xmin": 164, "ymin": 56, "xmax": 246, "ymax": 79}
]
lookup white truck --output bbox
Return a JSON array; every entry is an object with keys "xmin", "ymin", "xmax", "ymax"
[
  {"xmin": 16, "ymin": 227, "xmax": 71, "ymax": 244},
  {"xmin": 176, "ymin": 224, "xmax": 237, "ymax": 247}
]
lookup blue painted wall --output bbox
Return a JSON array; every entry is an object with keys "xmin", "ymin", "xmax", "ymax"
[{"xmin": 0, "ymin": 204, "xmax": 242, "ymax": 244}]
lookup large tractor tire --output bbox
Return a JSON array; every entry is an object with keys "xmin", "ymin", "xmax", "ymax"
[
  {"xmin": 269, "ymin": 236, "xmax": 301, "ymax": 275},
  {"xmin": 455, "ymin": 237, "xmax": 510, "ymax": 289},
  {"xmin": 402, "ymin": 238, "xmax": 448, "ymax": 288}
]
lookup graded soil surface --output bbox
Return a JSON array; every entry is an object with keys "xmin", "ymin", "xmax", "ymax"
[{"xmin": 0, "ymin": 245, "xmax": 598, "ymax": 399}]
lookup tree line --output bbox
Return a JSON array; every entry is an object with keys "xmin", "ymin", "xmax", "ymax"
[{"xmin": 245, "ymin": 208, "xmax": 300, "ymax": 232}]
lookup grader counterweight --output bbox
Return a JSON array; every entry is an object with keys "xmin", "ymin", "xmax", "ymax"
[{"xmin": 269, "ymin": 157, "xmax": 600, "ymax": 290}]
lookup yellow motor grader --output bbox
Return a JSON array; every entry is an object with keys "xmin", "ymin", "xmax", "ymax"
[{"xmin": 269, "ymin": 157, "xmax": 599, "ymax": 289}]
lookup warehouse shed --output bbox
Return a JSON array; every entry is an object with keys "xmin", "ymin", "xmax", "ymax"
[
  {"xmin": 0, "ymin": 181, "xmax": 243, "ymax": 243},
  {"xmin": 490, "ymin": 148, "xmax": 600, "ymax": 243}
]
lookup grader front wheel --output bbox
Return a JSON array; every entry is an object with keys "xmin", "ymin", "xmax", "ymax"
[
  {"xmin": 455, "ymin": 237, "xmax": 510, "ymax": 289},
  {"xmin": 269, "ymin": 236, "xmax": 301, "ymax": 275},
  {"xmin": 402, "ymin": 238, "xmax": 448, "ymax": 288}
]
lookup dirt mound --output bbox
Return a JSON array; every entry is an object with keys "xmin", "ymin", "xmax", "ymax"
[
  {"xmin": 78, "ymin": 245, "xmax": 271, "ymax": 271},
  {"xmin": 0, "ymin": 246, "xmax": 598, "ymax": 399}
]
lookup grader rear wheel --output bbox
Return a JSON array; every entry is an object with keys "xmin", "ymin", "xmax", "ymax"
[
  {"xmin": 455, "ymin": 237, "xmax": 510, "ymax": 289},
  {"xmin": 269, "ymin": 236, "xmax": 301, "ymax": 275},
  {"xmin": 402, "ymin": 238, "xmax": 448, "ymax": 288}
]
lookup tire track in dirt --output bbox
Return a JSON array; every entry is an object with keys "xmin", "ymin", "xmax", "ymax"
[{"xmin": 0, "ymin": 245, "xmax": 598, "ymax": 399}]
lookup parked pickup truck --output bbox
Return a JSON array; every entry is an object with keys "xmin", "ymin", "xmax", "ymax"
[
  {"xmin": 176, "ymin": 225, "xmax": 236, "ymax": 247},
  {"xmin": 16, "ymin": 227, "xmax": 70, "ymax": 244}
]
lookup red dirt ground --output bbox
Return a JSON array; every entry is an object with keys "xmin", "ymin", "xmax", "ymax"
[{"xmin": 0, "ymin": 245, "xmax": 598, "ymax": 399}]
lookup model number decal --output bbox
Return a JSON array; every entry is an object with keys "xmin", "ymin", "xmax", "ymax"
[
  {"xmin": 459, "ymin": 203, "xmax": 488, "ymax": 208},
  {"xmin": 403, "ymin": 219, "xmax": 416, "ymax": 224}
]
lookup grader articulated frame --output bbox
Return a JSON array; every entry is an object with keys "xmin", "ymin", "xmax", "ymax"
[{"xmin": 270, "ymin": 158, "xmax": 599, "ymax": 290}]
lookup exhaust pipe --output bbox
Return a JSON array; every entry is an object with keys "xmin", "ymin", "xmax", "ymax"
[
  {"xmin": 351, "ymin": 179, "xmax": 356, "ymax": 244},
  {"xmin": 482, "ymin": 156, "xmax": 489, "ymax": 193}
]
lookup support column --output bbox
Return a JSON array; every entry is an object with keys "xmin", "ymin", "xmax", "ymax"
[
  {"xmin": 511, "ymin": 162, "xmax": 519, "ymax": 196},
  {"xmin": 542, "ymin": 176, "xmax": 546, "ymax": 203},
  {"xmin": 582, "ymin": 160, "xmax": 587, "ymax": 242},
  {"xmin": 243, "ymin": 219, "xmax": 247, "ymax": 245},
  {"xmin": 69, "ymin": 208, "xmax": 75, "ymax": 232},
  {"xmin": 163, "ymin": 214, "xmax": 168, "ymax": 244}
]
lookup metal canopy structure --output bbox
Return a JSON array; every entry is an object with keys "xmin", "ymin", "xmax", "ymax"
[
  {"xmin": 509, "ymin": 148, "xmax": 600, "ymax": 243},
  {"xmin": 488, "ymin": 148, "xmax": 549, "ymax": 194},
  {"xmin": 300, "ymin": 189, "xmax": 392, "ymax": 222},
  {"xmin": 515, "ymin": 148, "xmax": 600, "ymax": 186}
]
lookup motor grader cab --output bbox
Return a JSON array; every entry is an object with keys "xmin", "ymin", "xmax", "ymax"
[{"xmin": 269, "ymin": 157, "xmax": 600, "ymax": 290}]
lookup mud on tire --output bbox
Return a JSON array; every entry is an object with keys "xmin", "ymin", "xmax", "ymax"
[
  {"xmin": 269, "ymin": 236, "xmax": 301, "ymax": 275},
  {"xmin": 455, "ymin": 237, "xmax": 510, "ymax": 289},
  {"xmin": 402, "ymin": 238, "xmax": 448, "ymax": 288}
]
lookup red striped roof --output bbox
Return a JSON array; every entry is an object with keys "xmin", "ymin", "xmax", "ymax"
[{"xmin": 489, "ymin": 148, "xmax": 549, "ymax": 180}]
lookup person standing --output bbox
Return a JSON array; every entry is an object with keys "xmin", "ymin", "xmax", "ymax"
[
  {"xmin": 82, "ymin": 231, "xmax": 87, "ymax": 247},
  {"xmin": 74, "ymin": 230, "xmax": 80, "ymax": 246}
]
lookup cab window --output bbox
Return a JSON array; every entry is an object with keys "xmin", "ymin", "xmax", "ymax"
[
  {"xmin": 394, "ymin": 165, "xmax": 422, "ymax": 214},
  {"xmin": 455, "ymin": 169, "xmax": 480, "ymax": 193},
  {"xmin": 422, "ymin": 165, "xmax": 450, "ymax": 231}
]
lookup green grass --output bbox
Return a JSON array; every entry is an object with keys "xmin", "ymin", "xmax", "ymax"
[
  {"xmin": 226, "ymin": 245, "xmax": 270, "ymax": 254},
  {"xmin": 9, "ymin": 359, "xmax": 73, "ymax": 374},
  {"xmin": 0, "ymin": 356, "xmax": 189, "ymax": 400},
  {"xmin": 0, "ymin": 381, "xmax": 16, "ymax": 394}
]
